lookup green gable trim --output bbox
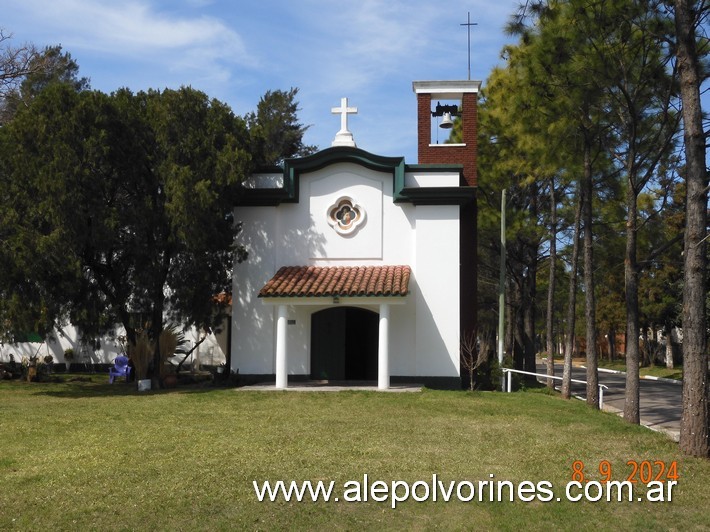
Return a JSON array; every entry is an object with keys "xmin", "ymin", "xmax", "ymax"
[
  {"xmin": 394, "ymin": 186, "xmax": 476, "ymax": 205},
  {"xmin": 394, "ymin": 163, "xmax": 471, "ymax": 204},
  {"xmin": 287, "ymin": 146, "xmax": 406, "ymax": 177},
  {"xmin": 237, "ymin": 147, "xmax": 406, "ymax": 206},
  {"xmin": 236, "ymin": 165, "xmax": 291, "ymax": 206},
  {"xmin": 236, "ymin": 147, "xmax": 473, "ymax": 206}
]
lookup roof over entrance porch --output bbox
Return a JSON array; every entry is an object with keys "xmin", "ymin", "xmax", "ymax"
[
  {"xmin": 259, "ymin": 265, "xmax": 411, "ymax": 299},
  {"xmin": 257, "ymin": 265, "xmax": 412, "ymax": 390}
]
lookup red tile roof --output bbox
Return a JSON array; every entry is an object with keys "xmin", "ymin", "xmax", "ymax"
[{"xmin": 259, "ymin": 265, "xmax": 411, "ymax": 298}]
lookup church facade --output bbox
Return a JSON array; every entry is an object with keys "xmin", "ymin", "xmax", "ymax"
[{"xmin": 230, "ymin": 80, "xmax": 479, "ymax": 389}]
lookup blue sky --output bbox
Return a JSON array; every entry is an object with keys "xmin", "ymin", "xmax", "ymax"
[{"xmin": 3, "ymin": 0, "xmax": 520, "ymax": 163}]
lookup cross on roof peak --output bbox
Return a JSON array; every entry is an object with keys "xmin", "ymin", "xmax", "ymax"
[{"xmin": 331, "ymin": 97, "xmax": 357, "ymax": 148}]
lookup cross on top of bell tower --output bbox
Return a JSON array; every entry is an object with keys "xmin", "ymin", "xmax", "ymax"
[{"xmin": 331, "ymin": 97, "xmax": 357, "ymax": 147}]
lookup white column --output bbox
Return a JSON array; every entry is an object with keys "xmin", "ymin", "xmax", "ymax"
[
  {"xmin": 275, "ymin": 305, "xmax": 288, "ymax": 389},
  {"xmin": 378, "ymin": 303, "xmax": 390, "ymax": 390}
]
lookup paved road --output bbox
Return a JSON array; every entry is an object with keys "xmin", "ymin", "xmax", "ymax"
[{"xmin": 536, "ymin": 362, "xmax": 682, "ymax": 441}]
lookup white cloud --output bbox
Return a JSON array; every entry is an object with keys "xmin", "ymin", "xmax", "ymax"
[{"xmin": 12, "ymin": 0, "xmax": 252, "ymax": 65}]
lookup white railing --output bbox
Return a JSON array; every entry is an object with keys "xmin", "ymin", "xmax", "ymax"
[{"xmin": 501, "ymin": 368, "xmax": 609, "ymax": 410}]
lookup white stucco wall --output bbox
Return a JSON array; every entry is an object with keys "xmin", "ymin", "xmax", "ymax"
[
  {"xmin": 231, "ymin": 208, "xmax": 278, "ymax": 374},
  {"xmin": 231, "ymin": 159, "xmax": 461, "ymax": 380},
  {"xmin": 414, "ymin": 207, "xmax": 460, "ymax": 377}
]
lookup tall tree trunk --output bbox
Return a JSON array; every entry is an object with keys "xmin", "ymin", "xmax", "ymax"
[
  {"xmin": 505, "ymin": 280, "xmax": 514, "ymax": 363},
  {"xmin": 514, "ymin": 287, "xmax": 525, "ymax": 373},
  {"xmin": 664, "ymin": 323, "xmax": 674, "ymax": 370},
  {"xmin": 149, "ymin": 248, "xmax": 171, "ymax": 389},
  {"xmin": 562, "ymin": 188, "xmax": 583, "ymax": 399},
  {"xmin": 523, "ymin": 271, "xmax": 537, "ymax": 382},
  {"xmin": 675, "ymin": 0, "xmax": 709, "ymax": 457},
  {"xmin": 546, "ymin": 178, "xmax": 557, "ymax": 388},
  {"xmin": 608, "ymin": 327, "xmax": 616, "ymax": 362},
  {"xmin": 654, "ymin": 328, "xmax": 665, "ymax": 366},
  {"xmin": 523, "ymin": 183, "xmax": 539, "ymax": 381},
  {"xmin": 640, "ymin": 327, "xmax": 651, "ymax": 367},
  {"xmin": 151, "ymin": 286, "xmax": 165, "ymax": 389},
  {"xmin": 624, "ymin": 173, "xmax": 640, "ymax": 424},
  {"xmin": 582, "ymin": 142, "xmax": 599, "ymax": 408}
]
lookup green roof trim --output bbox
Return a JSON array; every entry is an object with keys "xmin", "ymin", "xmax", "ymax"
[
  {"xmin": 394, "ymin": 186, "xmax": 476, "ymax": 205},
  {"xmin": 236, "ymin": 147, "xmax": 474, "ymax": 206},
  {"xmin": 395, "ymin": 163, "xmax": 473, "ymax": 204},
  {"xmin": 287, "ymin": 146, "xmax": 406, "ymax": 177}
]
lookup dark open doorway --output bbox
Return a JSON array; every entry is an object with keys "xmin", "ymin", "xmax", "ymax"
[{"xmin": 310, "ymin": 307, "xmax": 379, "ymax": 381}]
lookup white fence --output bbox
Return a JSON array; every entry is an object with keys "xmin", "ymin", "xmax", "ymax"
[{"xmin": 501, "ymin": 368, "xmax": 609, "ymax": 409}]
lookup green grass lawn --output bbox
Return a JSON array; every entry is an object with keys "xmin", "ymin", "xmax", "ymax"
[
  {"xmin": 598, "ymin": 360, "xmax": 683, "ymax": 381},
  {"xmin": 549, "ymin": 355, "xmax": 684, "ymax": 381},
  {"xmin": 1, "ymin": 376, "xmax": 708, "ymax": 531}
]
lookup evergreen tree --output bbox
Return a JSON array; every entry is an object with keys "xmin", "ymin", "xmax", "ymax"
[
  {"xmin": 0, "ymin": 85, "xmax": 252, "ymax": 373},
  {"xmin": 245, "ymin": 88, "xmax": 317, "ymax": 166}
]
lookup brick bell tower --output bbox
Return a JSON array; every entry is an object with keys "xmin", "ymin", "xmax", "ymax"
[{"xmin": 412, "ymin": 80, "xmax": 480, "ymax": 388}]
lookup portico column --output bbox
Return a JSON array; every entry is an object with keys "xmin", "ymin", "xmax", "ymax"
[
  {"xmin": 378, "ymin": 303, "xmax": 390, "ymax": 390},
  {"xmin": 275, "ymin": 304, "xmax": 288, "ymax": 389}
]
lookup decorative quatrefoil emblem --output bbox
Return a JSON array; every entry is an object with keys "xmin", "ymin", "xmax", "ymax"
[{"xmin": 327, "ymin": 197, "xmax": 366, "ymax": 235}]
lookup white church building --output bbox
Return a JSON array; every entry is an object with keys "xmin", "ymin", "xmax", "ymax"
[{"xmin": 230, "ymin": 80, "xmax": 480, "ymax": 389}]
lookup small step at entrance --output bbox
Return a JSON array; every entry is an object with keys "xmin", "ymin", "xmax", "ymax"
[{"xmin": 236, "ymin": 381, "xmax": 423, "ymax": 392}]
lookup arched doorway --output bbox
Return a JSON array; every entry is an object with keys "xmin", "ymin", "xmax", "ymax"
[{"xmin": 310, "ymin": 307, "xmax": 379, "ymax": 381}]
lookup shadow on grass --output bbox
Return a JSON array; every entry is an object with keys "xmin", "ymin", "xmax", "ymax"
[
  {"xmin": 506, "ymin": 375, "xmax": 549, "ymax": 392},
  {"xmin": 6, "ymin": 374, "xmax": 230, "ymax": 399},
  {"xmin": 651, "ymin": 370, "xmax": 683, "ymax": 380},
  {"xmin": 32, "ymin": 385, "xmax": 229, "ymax": 399}
]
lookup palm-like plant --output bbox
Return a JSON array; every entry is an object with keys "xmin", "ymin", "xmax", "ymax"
[{"xmin": 158, "ymin": 325, "xmax": 187, "ymax": 379}]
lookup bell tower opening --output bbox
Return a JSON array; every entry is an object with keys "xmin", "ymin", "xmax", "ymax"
[
  {"xmin": 429, "ymin": 99, "xmax": 462, "ymax": 145},
  {"xmin": 413, "ymin": 80, "xmax": 480, "ymax": 186}
]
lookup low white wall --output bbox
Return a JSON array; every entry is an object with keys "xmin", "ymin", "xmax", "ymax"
[
  {"xmin": 0, "ymin": 325, "xmax": 122, "ymax": 365},
  {"xmin": 0, "ymin": 323, "xmax": 227, "ymax": 367}
]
